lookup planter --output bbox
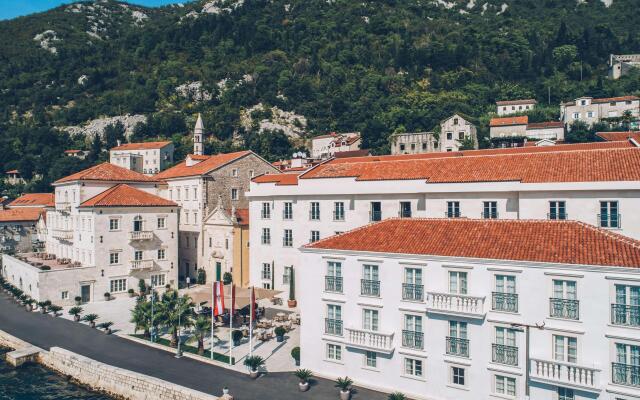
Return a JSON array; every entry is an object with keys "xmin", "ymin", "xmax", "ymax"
[
  {"xmin": 298, "ymin": 382, "xmax": 309, "ymax": 392},
  {"xmin": 222, "ymin": 387, "xmax": 229, "ymax": 395},
  {"xmin": 90, "ymin": 322, "xmax": 96, "ymax": 328},
  {"xmin": 25, "ymin": 304, "xmax": 32, "ymax": 312},
  {"xmin": 295, "ymin": 359, "xmax": 300, "ymax": 366},
  {"xmin": 340, "ymin": 390, "xmax": 351, "ymax": 400},
  {"xmin": 233, "ymin": 340, "xmax": 241, "ymax": 347},
  {"xmin": 288, "ymin": 299, "xmax": 297, "ymax": 308},
  {"xmin": 249, "ymin": 370, "xmax": 259, "ymax": 379},
  {"xmin": 128, "ymin": 292, "xmax": 135, "ymax": 298},
  {"xmin": 74, "ymin": 315, "xmax": 81, "ymax": 322},
  {"xmin": 105, "ymin": 328, "xmax": 112, "ymax": 335},
  {"xmin": 276, "ymin": 335, "xmax": 284, "ymax": 343}
]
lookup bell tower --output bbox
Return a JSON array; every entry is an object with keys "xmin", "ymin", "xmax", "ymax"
[{"xmin": 193, "ymin": 113, "xmax": 204, "ymax": 156}]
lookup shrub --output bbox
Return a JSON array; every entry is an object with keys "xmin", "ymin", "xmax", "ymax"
[
  {"xmin": 274, "ymin": 326, "xmax": 286, "ymax": 337},
  {"xmin": 388, "ymin": 392, "xmax": 407, "ymax": 400},
  {"xmin": 232, "ymin": 329, "xmax": 243, "ymax": 344},
  {"xmin": 291, "ymin": 346, "xmax": 300, "ymax": 362},
  {"xmin": 243, "ymin": 355, "xmax": 265, "ymax": 371},
  {"xmin": 49, "ymin": 305, "xmax": 62, "ymax": 315},
  {"xmin": 294, "ymin": 368, "xmax": 312, "ymax": 383},
  {"xmin": 335, "ymin": 377, "xmax": 353, "ymax": 392},
  {"xmin": 222, "ymin": 272, "xmax": 232, "ymax": 285},
  {"xmin": 197, "ymin": 268, "xmax": 206, "ymax": 285}
]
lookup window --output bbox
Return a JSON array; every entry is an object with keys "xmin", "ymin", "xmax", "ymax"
[
  {"xmin": 134, "ymin": 250, "xmax": 143, "ymax": 261},
  {"xmin": 400, "ymin": 143, "xmax": 406, "ymax": 151},
  {"xmin": 283, "ymin": 266, "xmax": 291, "ymax": 285},
  {"xmin": 493, "ymin": 275, "xmax": 517, "ymax": 312},
  {"xmin": 494, "ymin": 327, "xmax": 518, "ymax": 365},
  {"xmin": 447, "ymin": 201, "xmax": 461, "ymax": 218},
  {"xmin": 151, "ymin": 274, "xmax": 165, "ymax": 287},
  {"xmin": 495, "ymin": 375, "xmax": 516, "ymax": 397},
  {"xmin": 61, "ymin": 291, "xmax": 68, "ymax": 300},
  {"xmin": 448, "ymin": 321, "xmax": 469, "ymax": 357},
  {"xmin": 133, "ymin": 216, "xmax": 143, "ymax": 232},
  {"xmin": 326, "ymin": 304, "xmax": 342, "ymax": 335},
  {"xmin": 261, "ymin": 228, "xmax": 271, "ymax": 245},
  {"xmin": 549, "ymin": 201, "xmax": 567, "ymax": 220},
  {"xmin": 157, "ymin": 217, "xmax": 166, "ymax": 229},
  {"xmin": 363, "ymin": 309, "xmax": 379, "ymax": 331},
  {"xmin": 110, "ymin": 279, "xmax": 127, "ymax": 293},
  {"xmin": 613, "ymin": 284, "xmax": 640, "ymax": 326},
  {"xmin": 613, "ymin": 343, "xmax": 640, "ymax": 386},
  {"xmin": 283, "ymin": 202, "xmax": 293, "ymax": 220},
  {"xmin": 558, "ymin": 387, "xmax": 575, "ymax": 400},
  {"xmin": 572, "ymin": 112, "xmax": 580, "ymax": 119},
  {"xmin": 365, "ymin": 351, "xmax": 377, "ymax": 368},
  {"xmin": 446, "ymin": 132, "xmax": 453, "ymax": 140},
  {"xmin": 458, "ymin": 132, "xmax": 465, "ymax": 140},
  {"xmin": 109, "ymin": 218, "xmax": 119, "ymax": 231},
  {"xmin": 399, "ymin": 201, "xmax": 411, "ymax": 218},
  {"xmin": 310, "ymin": 230, "xmax": 320, "ymax": 243},
  {"xmin": 310, "ymin": 202, "xmax": 320, "ymax": 220},
  {"xmin": 411, "ymin": 143, "xmax": 416, "ymax": 150},
  {"xmin": 422, "ymin": 143, "xmax": 427, "ymax": 150},
  {"xmin": 333, "ymin": 202, "xmax": 345, "ymax": 221},
  {"xmin": 449, "ymin": 271, "xmax": 468, "ymax": 294},
  {"xmin": 231, "ymin": 168, "xmax": 238, "ymax": 177},
  {"xmin": 231, "ymin": 188, "xmax": 239, "ymax": 201},
  {"xmin": 587, "ymin": 111, "xmax": 594, "ymax": 118},
  {"xmin": 109, "ymin": 252, "xmax": 120, "ymax": 265},
  {"xmin": 193, "ymin": 187, "xmax": 197, "ymax": 199},
  {"xmin": 553, "ymin": 335, "xmax": 577, "ymax": 363},
  {"xmin": 262, "ymin": 282, "xmax": 271, "ymax": 289},
  {"xmin": 261, "ymin": 202, "xmax": 271, "ymax": 219},
  {"xmin": 157, "ymin": 249, "xmax": 166, "ymax": 260},
  {"xmin": 451, "ymin": 366, "xmax": 465, "ymax": 386},
  {"xmin": 261, "ymin": 263, "xmax": 272, "ymax": 280},
  {"xmin": 453, "ymin": 118, "xmax": 459, "ymax": 125},
  {"xmin": 404, "ymin": 358, "xmax": 423, "ymax": 378},
  {"xmin": 482, "ymin": 201, "xmax": 498, "ymax": 219},
  {"xmin": 326, "ymin": 343, "xmax": 342, "ymax": 361},
  {"xmin": 362, "ymin": 264, "xmax": 380, "ymax": 296},
  {"xmin": 551, "ymin": 280, "xmax": 578, "ymax": 319},
  {"xmin": 403, "ymin": 314, "xmax": 423, "ymax": 349},
  {"xmin": 249, "ymin": 170, "xmax": 254, "ymax": 178},
  {"xmin": 403, "ymin": 268, "xmax": 423, "ymax": 301},
  {"xmin": 283, "ymin": 229, "xmax": 293, "ymax": 247},
  {"xmin": 600, "ymin": 201, "xmax": 620, "ymax": 228},
  {"xmin": 326, "ymin": 261, "xmax": 342, "ymax": 293}
]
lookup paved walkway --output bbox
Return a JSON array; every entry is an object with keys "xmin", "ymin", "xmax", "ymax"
[{"xmin": 0, "ymin": 293, "xmax": 388, "ymax": 400}]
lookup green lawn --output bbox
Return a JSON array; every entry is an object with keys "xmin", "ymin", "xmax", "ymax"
[{"xmin": 130, "ymin": 334, "xmax": 235, "ymax": 364}]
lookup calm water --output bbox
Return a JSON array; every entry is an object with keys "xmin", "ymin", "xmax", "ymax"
[{"xmin": 0, "ymin": 348, "xmax": 113, "ymax": 400}]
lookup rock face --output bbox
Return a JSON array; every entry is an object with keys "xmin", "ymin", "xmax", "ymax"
[
  {"xmin": 61, "ymin": 114, "xmax": 147, "ymax": 139},
  {"xmin": 33, "ymin": 30, "xmax": 60, "ymax": 54},
  {"xmin": 239, "ymin": 103, "xmax": 307, "ymax": 139},
  {"xmin": 175, "ymin": 81, "xmax": 213, "ymax": 102}
]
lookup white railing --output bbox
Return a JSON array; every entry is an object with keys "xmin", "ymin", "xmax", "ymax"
[
  {"xmin": 530, "ymin": 358, "xmax": 601, "ymax": 391},
  {"xmin": 56, "ymin": 202, "xmax": 71, "ymax": 212},
  {"xmin": 130, "ymin": 259, "xmax": 154, "ymax": 271},
  {"xmin": 52, "ymin": 229, "xmax": 73, "ymax": 240},
  {"xmin": 344, "ymin": 327, "xmax": 394, "ymax": 353},
  {"xmin": 426, "ymin": 292, "xmax": 486, "ymax": 318},
  {"xmin": 129, "ymin": 231, "xmax": 153, "ymax": 240}
]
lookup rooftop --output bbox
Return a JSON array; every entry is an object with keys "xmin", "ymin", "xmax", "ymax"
[
  {"xmin": 490, "ymin": 116, "xmax": 529, "ymax": 127},
  {"xmin": 305, "ymin": 218, "xmax": 640, "ymax": 268},
  {"xmin": 110, "ymin": 141, "xmax": 173, "ymax": 151},
  {"xmin": 55, "ymin": 163, "xmax": 159, "ymax": 184},
  {"xmin": 496, "ymin": 99, "xmax": 538, "ymax": 106},
  {"xmin": 252, "ymin": 172, "xmax": 300, "ymax": 186},
  {"xmin": 154, "ymin": 151, "xmax": 252, "ymax": 180},
  {"xmin": 597, "ymin": 131, "xmax": 640, "ymax": 142},
  {"xmin": 80, "ymin": 184, "xmax": 177, "ymax": 208},
  {"xmin": 526, "ymin": 121, "xmax": 564, "ymax": 129},
  {"xmin": 8, "ymin": 193, "xmax": 54, "ymax": 208},
  {"xmin": 0, "ymin": 208, "xmax": 44, "ymax": 223}
]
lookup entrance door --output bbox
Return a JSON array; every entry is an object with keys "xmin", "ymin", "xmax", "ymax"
[
  {"xmin": 216, "ymin": 262, "xmax": 222, "ymax": 281},
  {"xmin": 80, "ymin": 285, "xmax": 91, "ymax": 303}
]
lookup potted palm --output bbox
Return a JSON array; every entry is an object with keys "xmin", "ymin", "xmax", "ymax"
[
  {"xmin": 294, "ymin": 369, "xmax": 312, "ymax": 392},
  {"xmin": 335, "ymin": 377, "xmax": 353, "ymax": 400},
  {"xmin": 74, "ymin": 296, "xmax": 82, "ymax": 306},
  {"xmin": 37, "ymin": 301, "xmax": 49, "ymax": 314},
  {"xmin": 287, "ymin": 268, "xmax": 297, "ymax": 308},
  {"xmin": 274, "ymin": 326, "xmax": 286, "ymax": 342},
  {"xmin": 68, "ymin": 306, "xmax": 83, "ymax": 322},
  {"xmin": 128, "ymin": 288, "xmax": 135, "ymax": 298},
  {"xmin": 98, "ymin": 321, "xmax": 114, "ymax": 334},
  {"xmin": 49, "ymin": 305, "xmax": 63, "ymax": 316},
  {"xmin": 243, "ymin": 355, "xmax": 265, "ymax": 379},
  {"xmin": 388, "ymin": 392, "xmax": 407, "ymax": 400},
  {"xmin": 82, "ymin": 313, "xmax": 99, "ymax": 328},
  {"xmin": 291, "ymin": 346, "xmax": 300, "ymax": 366},
  {"xmin": 24, "ymin": 298, "xmax": 35, "ymax": 312},
  {"xmin": 232, "ymin": 329, "xmax": 243, "ymax": 346},
  {"xmin": 104, "ymin": 292, "xmax": 111, "ymax": 301}
]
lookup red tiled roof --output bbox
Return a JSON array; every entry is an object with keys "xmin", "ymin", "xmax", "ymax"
[
  {"xmin": 592, "ymin": 96, "xmax": 639, "ymax": 104},
  {"xmin": 111, "ymin": 141, "xmax": 172, "ymax": 151},
  {"xmin": 597, "ymin": 131, "xmax": 640, "ymax": 142},
  {"xmin": 6, "ymin": 169, "xmax": 19, "ymax": 174},
  {"xmin": 527, "ymin": 121, "xmax": 564, "ymax": 129},
  {"xmin": 305, "ymin": 218, "xmax": 640, "ymax": 268},
  {"xmin": 9, "ymin": 193, "xmax": 54, "ymax": 207},
  {"xmin": 0, "ymin": 207, "xmax": 44, "ymax": 222},
  {"xmin": 154, "ymin": 151, "xmax": 252, "ymax": 180},
  {"xmin": 490, "ymin": 116, "xmax": 529, "ymax": 127},
  {"xmin": 334, "ymin": 149, "xmax": 370, "ymax": 158},
  {"xmin": 252, "ymin": 173, "xmax": 299, "ymax": 186},
  {"xmin": 55, "ymin": 163, "xmax": 159, "ymax": 184},
  {"xmin": 64, "ymin": 149, "xmax": 82, "ymax": 154},
  {"xmin": 224, "ymin": 208, "xmax": 249, "ymax": 225},
  {"xmin": 79, "ymin": 184, "xmax": 176, "ymax": 208},
  {"xmin": 496, "ymin": 99, "xmax": 538, "ymax": 106}
]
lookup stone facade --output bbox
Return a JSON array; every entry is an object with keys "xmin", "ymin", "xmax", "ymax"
[{"xmin": 561, "ymin": 96, "xmax": 640, "ymax": 127}]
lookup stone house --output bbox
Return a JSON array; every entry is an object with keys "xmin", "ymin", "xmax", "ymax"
[
  {"xmin": 496, "ymin": 99, "xmax": 537, "ymax": 116},
  {"xmin": 390, "ymin": 114, "xmax": 477, "ymax": 155},
  {"xmin": 561, "ymin": 95, "xmax": 640, "ymax": 128}
]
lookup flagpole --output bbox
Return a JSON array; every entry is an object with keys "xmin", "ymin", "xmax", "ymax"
[
  {"xmin": 229, "ymin": 284, "xmax": 233, "ymax": 366},
  {"xmin": 210, "ymin": 282, "xmax": 214, "ymax": 360},
  {"xmin": 249, "ymin": 286, "xmax": 253, "ymax": 357}
]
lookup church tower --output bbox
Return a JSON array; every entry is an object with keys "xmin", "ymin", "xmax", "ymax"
[{"xmin": 193, "ymin": 113, "xmax": 204, "ymax": 156}]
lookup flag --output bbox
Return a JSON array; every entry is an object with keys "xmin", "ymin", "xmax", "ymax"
[
  {"xmin": 212, "ymin": 281, "xmax": 225, "ymax": 317},
  {"xmin": 230, "ymin": 284, "xmax": 236, "ymax": 315},
  {"xmin": 251, "ymin": 286, "xmax": 256, "ymax": 321}
]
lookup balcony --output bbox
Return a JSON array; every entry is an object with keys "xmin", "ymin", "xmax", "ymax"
[
  {"xmin": 56, "ymin": 202, "xmax": 71, "ymax": 212},
  {"xmin": 361, "ymin": 279, "xmax": 380, "ymax": 297},
  {"xmin": 130, "ymin": 259, "xmax": 154, "ymax": 271},
  {"xmin": 492, "ymin": 292, "xmax": 518, "ymax": 313},
  {"xmin": 51, "ymin": 229, "xmax": 73, "ymax": 240},
  {"xmin": 492, "ymin": 343, "xmax": 518, "ymax": 366},
  {"xmin": 530, "ymin": 358, "xmax": 600, "ymax": 392},
  {"xmin": 402, "ymin": 283, "xmax": 424, "ymax": 302},
  {"xmin": 402, "ymin": 330, "xmax": 424, "ymax": 350},
  {"xmin": 611, "ymin": 304, "xmax": 640, "ymax": 327},
  {"xmin": 612, "ymin": 362, "xmax": 640, "ymax": 388},
  {"xmin": 446, "ymin": 337, "xmax": 469, "ymax": 358},
  {"xmin": 129, "ymin": 231, "xmax": 153, "ymax": 241},
  {"xmin": 332, "ymin": 211, "xmax": 345, "ymax": 222},
  {"xmin": 325, "ymin": 318, "xmax": 343, "ymax": 336},
  {"xmin": 427, "ymin": 292, "xmax": 486, "ymax": 319},
  {"xmin": 325, "ymin": 276, "xmax": 343, "ymax": 293},
  {"xmin": 345, "ymin": 328, "xmax": 394, "ymax": 354},
  {"xmin": 549, "ymin": 298, "xmax": 580, "ymax": 320}
]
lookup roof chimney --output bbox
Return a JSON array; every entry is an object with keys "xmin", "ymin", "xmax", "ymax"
[{"xmin": 116, "ymin": 139, "xmax": 121, "ymax": 147}]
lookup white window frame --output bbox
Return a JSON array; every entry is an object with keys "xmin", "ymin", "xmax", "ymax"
[
  {"xmin": 109, "ymin": 252, "xmax": 120, "ymax": 265},
  {"xmin": 403, "ymin": 357, "xmax": 424, "ymax": 378},
  {"xmin": 157, "ymin": 217, "xmax": 166, "ymax": 229},
  {"xmin": 157, "ymin": 249, "xmax": 166, "ymax": 260},
  {"xmin": 364, "ymin": 351, "xmax": 377, "ymax": 369},
  {"xmin": 151, "ymin": 274, "xmax": 166, "ymax": 287},
  {"xmin": 109, "ymin": 218, "xmax": 120, "ymax": 231},
  {"xmin": 326, "ymin": 343, "xmax": 342, "ymax": 362},
  {"xmin": 494, "ymin": 374, "xmax": 517, "ymax": 398},
  {"xmin": 261, "ymin": 228, "xmax": 271, "ymax": 245},
  {"xmin": 110, "ymin": 278, "xmax": 127, "ymax": 293},
  {"xmin": 450, "ymin": 365, "xmax": 467, "ymax": 387},
  {"xmin": 231, "ymin": 188, "xmax": 239, "ymax": 201},
  {"xmin": 283, "ymin": 229, "xmax": 293, "ymax": 247}
]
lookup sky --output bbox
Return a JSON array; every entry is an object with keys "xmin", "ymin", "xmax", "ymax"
[{"xmin": 0, "ymin": 0, "xmax": 186, "ymax": 20}]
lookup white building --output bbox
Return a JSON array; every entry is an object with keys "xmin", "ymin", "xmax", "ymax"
[
  {"xmin": 525, "ymin": 121, "xmax": 565, "ymax": 141},
  {"xmin": 561, "ymin": 96, "xmax": 640, "ymax": 128},
  {"xmin": 390, "ymin": 115, "xmax": 478, "ymax": 155},
  {"xmin": 109, "ymin": 141, "xmax": 174, "ymax": 175},
  {"xmin": 496, "ymin": 99, "xmax": 537, "ymax": 116},
  {"xmin": 248, "ymin": 140, "xmax": 640, "ymax": 297},
  {"xmin": 310, "ymin": 132, "xmax": 361, "ymax": 159},
  {"xmin": 299, "ymin": 217, "xmax": 640, "ymax": 400},
  {"xmin": 609, "ymin": 54, "xmax": 640, "ymax": 80}
]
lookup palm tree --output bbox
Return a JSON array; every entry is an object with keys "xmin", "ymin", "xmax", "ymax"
[
  {"xmin": 69, "ymin": 306, "xmax": 83, "ymax": 322},
  {"xmin": 130, "ymin": 299, "xmax": 152, "ymax": 338},
  {"xmin": 158, "ymin": 290, "xmax": 194, "ymax": 347},
  {"xmin": 82, "ymin": 313, "xmax": 99, "ymax": 328},
  {"xmin": 192, "ymin": 315, "xmax": 212, "ymax": 355}
]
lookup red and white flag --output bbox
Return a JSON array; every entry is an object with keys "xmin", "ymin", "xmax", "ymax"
[
  {"xmin": 230, "ymin": 284, "xmax": 236, "ymax": 315},
  {"xmin": 251, "ymin": 286, "xmax": 256, "ymax": 321},
  {"xmin": 212, "ymin": 281, "xmax": 225, "ymax": 317}
]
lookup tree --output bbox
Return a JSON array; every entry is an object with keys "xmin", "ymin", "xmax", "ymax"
[
  {"xmin": 552, "ymin": 45, "xmax": 578, "ymax": 71},
  {"xmin": 192, "ymin": 315, "xmax": 212, "ymax": 355},
  {"xmin": 130, "ymin": 299, "xmax": 152, "ymax": 338},
  {"xmin": 88, "ymin": 134, "xmax": 103, "ymax": 163},
  {"xmin": 158, "ymin": 289, "xmax": 194, "ymax": 347},
  {"xmin": 104, "ymin": 122, "xmax": 126, "ymax": 150}
]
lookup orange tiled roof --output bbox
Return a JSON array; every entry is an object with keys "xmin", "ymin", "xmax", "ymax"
[
  {"xmin": 305, "ymin": 218, "xmax": 640, "ymax": 268},
  {"xmin": 224, "ymin": 208, "xmax": 249, "ymax": 225},
  {"xmin": 111, "ymin": 141, "xmax": 172, "ymax": 151},
  {"xmin": 55, "ymin": 163, "xmax": 159, "ymax": 184},
  {"xmin": 9, "ymin": 193, "xmax": 54, "ymax": 207},
  {"xmin": 592, "ymin": 96, "xmax": 639, "ymax": 104},
  {"xmin": 6, "ymin": 169, "xmax": 19, "ymax": 174},
  {"xmin": 80, "ymin": 184, "xmax": 176, "ymax": 208},
  {"xmin": 252, "ymin": 173, "xmax": 300, "ymax": 186},
  {"xmin": 64, "ymin": 149, "xmax": 82, "ymax": 154},
  {"xmin": 597, "ymin": 131, "xmax": 640, "ymax": 142},
  {"xmin": 0, "ymin": 207, "xmax": 44, "ymax": 223},
  {"xmin": 490, "ymin": 116, "xmax": 529, "ymax": 127},
  {"xmin": 154, "ymin": 151, "xmax": 252, "ymax": 180},
  {"xmin": 527, "ymin": 121, "xmax": 564, "ymax": 129},
  {"xmin": 496, "ymin": 99, "xmax": 537, "ymax": 106}
]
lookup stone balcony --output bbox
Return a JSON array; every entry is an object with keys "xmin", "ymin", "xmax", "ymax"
[
  {"xmin": 51, "ymin": 229, "xmax": 73, "ymax": 240},
  {"xmin": 56, "ymin": 202, "xmax": 71, "ymax": 213},
  {"xmin": 530, "ymin": 358, "xmax": 601, "ymax": 392},
  {"xmin": 129, "ymin": 231, "xmax": 153, "ymax": 241},
  {"xmin": 344, "ymin": 327, "xmax": 394, "ymax": 354},
  {"xmin": 130, "ymin": 259, "xmax": 154, "ymax": 271},
  {"xmin": 426, "ymin": 291, "xmax": 486, "ymax": 319}
]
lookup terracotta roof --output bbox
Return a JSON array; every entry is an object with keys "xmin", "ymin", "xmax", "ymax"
[
  {"xmin": 305, "ymin": 218, "xmax": 640, "ymax": 268},
  {"xmin": 527, "ymin": 121, "xmax": 564, "ymax": 129},
  {"xmin": 496, "ymin": 99, "xmax": 538, "ymax": 106},
  {"xmin": 55, "ymin": 163, "xmax": 159, "ymax": 184},
  {"xmin": 154, "ymin": 151, "xmax": 252, "ymax": 180},
  {"xmin": 252, "ymin": 173, "xmax": 300, "ymax": 186},
  {"xmin": 597, "ymin": 131, "xmax": 640, "ymax": 142},
  {"xmin": 8, "ymin": 193, "xmax": 54, "ymax": 207},
  {"xmin": 64, "ymin": 149, "xmax": 82, "ymax": 154},
  {"xmin": 592, "ymin": 96, "xmax": 639, "ymax": 104},
  {"xmin": 79, "ymin": 184, "xmax": 176, "ymax": 208},
  {"xmin": 225, "ymin": 208, "xmax": 249, "ymax": 225},
  {"xmin": 334, "ymin": 149, "xmax": 370, "ymax": 158},
  {"xmin": 111, "ymin": 141, "xmax": 172, "ymax": 151},
  {"xmin": 490, "ymin": 116, "xmax": 529, "ymax": 127},
  {"xmin": 0, "ymin": 208, "xmax": 44, "ymax": 223},
  {"xmin": 6, "ymin": 169, "xmax": 19, "ymax": 174}
]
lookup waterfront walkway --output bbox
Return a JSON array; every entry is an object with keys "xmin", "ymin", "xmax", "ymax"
[{"xmin": 0, "ymin": 293, "xmax": 388, "ymax": 400}]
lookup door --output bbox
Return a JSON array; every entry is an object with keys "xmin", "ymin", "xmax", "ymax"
[
  {"xmin": 80, "ymin": 285, "xmax": 91, "ymax": 303},
  {"xmin": 216, "ymin": 262, "xmax": 222, "ymax": 281}
]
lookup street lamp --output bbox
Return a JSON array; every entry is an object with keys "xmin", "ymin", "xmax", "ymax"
[
  {"xmin": 175, "ymin": 306, "xmax": 183, "ymax": 359},
  {"xmin": 150, "ymin": 282, "xmax": 155, "ymax": 343},
  {"xmin": 511, "ymin": 322, "xmax": 545, "ymax": 399}
]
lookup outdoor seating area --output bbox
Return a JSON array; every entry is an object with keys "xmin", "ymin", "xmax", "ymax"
[{"xmin": 13, "ymin": 252, "xmax": 84, "ymax": 270}]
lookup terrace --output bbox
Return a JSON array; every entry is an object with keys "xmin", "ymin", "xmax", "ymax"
[{"xmin": 12, "ymin": 252, "xmax": 85, "ymax": 271}]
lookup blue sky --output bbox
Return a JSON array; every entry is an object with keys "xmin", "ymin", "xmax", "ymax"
[{"xmin": 0, "ymin": 0, "xmax": 186, "ymax": 20}]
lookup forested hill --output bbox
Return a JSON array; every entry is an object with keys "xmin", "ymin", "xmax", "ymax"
[{"xmin": 0, "ymin": 0, "xmax": 639, "ymax": 194}]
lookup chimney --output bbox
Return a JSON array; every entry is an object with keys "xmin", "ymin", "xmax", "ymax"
[{"xmin": 116, "ymin": 139, "xmax": 121, "ymax": 147}]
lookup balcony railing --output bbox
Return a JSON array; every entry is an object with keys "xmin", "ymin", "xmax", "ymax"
[
  {"xmin": 325, "ymin": 318, "xmax": 343, "ymax": 336},
  {"xmin": 56, "ymin": 202, "xmax": 71, "ymax": 212},
  {"xmin": 481, "ymin": 211, "xmax": 498, "ymax": 219},
  {"xmin": 612, "ymin": 362, "xmax": 640, "ymax": 388},
  {"xmin": 130, "ymin": 259, "xmax": 154, "ymax": 270},
  {"xmin": 611, "ymin": 304, "xmax": 640, "ymax": 327},
  {"xmin": 492, "ymin": 343, "xmax": 518, "ymax": 366},
  {"xmin": 369, "ymin": 210, "xmax": 382, "ymax": 222},
  {"xmin": 549, "ymin": 298, "xmax": 580, "ymax": 320},
  {"xmin": 402, "ymin": 283, "xmax": 424, "ymax": 302},
  {"xmin": 129, "ymin": 231, "xmax": 153, "ymax": 241},
  {"xmin": 361, "ymin": 279, "xmax": 380, "ymax": 297},
  {"xmin": 52, "ymin": 229, "xmax": 73, "ymax": 240},
  {"xmin": 446, "ymin": 337, "xmax": 469, "ymax": 358},
  {"xmin": 427, "ymin": 292, "xmax": 486, "ymax": 318},
  {"xmin": 345, "ymin": 327, "xmax": 394, "ymax": 354},
  {"xmin": 332, "ymin": 211, "xmax": 345, "ymax": 221},
  {"xmin": 325, "ymin": 276, "xmax": 343, "ymax": 293},
  {"xmin": 402, "ymin": 330, "xmax": 424, "ymax": 350},
  {"xmin": 445, "ymin": 211, "xmax": 461, "ymax": 218},
  {"xmin": 492, "ymin": 292, "xmax": 518, "ymax": 313},
  {"xmin": 530, "ymin": 358, "xmax": 600, "ymax": 391},
  {"xmin": 598, "ymin": 213, "xmax": 621, "ymax": 229}
]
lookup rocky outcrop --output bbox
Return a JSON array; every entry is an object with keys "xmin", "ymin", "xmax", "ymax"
[{"xmin": 60, "ymin": 114, "xmax": 147, "ymax": 138}]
